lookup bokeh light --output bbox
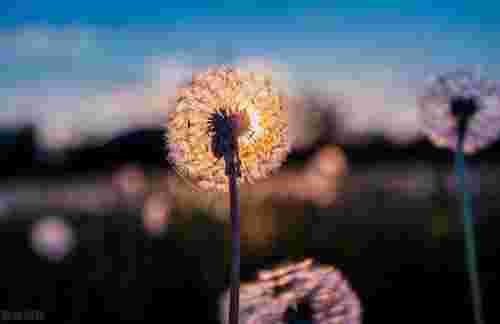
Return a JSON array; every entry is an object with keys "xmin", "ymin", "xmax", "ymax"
[{"xmin": 30, "ymin": 216, "xmax": 75, "ymax": 262}]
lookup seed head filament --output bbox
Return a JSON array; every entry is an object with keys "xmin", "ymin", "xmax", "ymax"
[
  {"xmin": 208, "ymin": 109, "xmax": 242, "ymax": 178},
  {"xmin": 450, "ymin": 96, "xmax": 479, "ymax": 140}
]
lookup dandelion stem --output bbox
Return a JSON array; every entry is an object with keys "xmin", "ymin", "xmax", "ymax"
[
  {"xmin": 455, "ymin": 129, "xmax": 485, "ymax": 324},
  {"xmin": 227, "ymin": 147, "xmax": 241, "ymax": 324}
]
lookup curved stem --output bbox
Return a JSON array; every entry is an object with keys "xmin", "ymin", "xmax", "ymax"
[{"xmin": 455, "ymin": 132, "xmax": 485, "ymax": 324}]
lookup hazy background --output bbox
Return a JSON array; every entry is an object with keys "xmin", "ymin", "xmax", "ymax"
[
  {"xmin": 1, "ymin": 2, "xmax": 500, "ymax": 323},
  {"xmin": 2, "ymin": 1, "xmax": 500, "ymax": 149}
]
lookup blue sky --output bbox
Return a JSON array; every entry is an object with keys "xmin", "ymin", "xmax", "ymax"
[
  {"xmin": 2, "ymin": 1, "xmax": 500, "ymax": 28},
  {"xmin": 1, "ymin": 1, "xmax": 499, "ymax": 146},
  {"xmin": 2, "ymin": 1, "xmax": 499, "ymax": 82}
]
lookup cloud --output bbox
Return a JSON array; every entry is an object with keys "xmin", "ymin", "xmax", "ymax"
[
  {"xmin": 1, "ymin": 24, "xmax": 498, "ymax": 150},
  {"xmin": 0, "ymin": 26, "xmax": 196, "ymax": 148},
  {"xmin": 32, "ymin": 57, "xmax": 198, "ymax": 150},
  {"xmin": 320, "ymin": 66, "xmax": 422, "ymax": 144},
  {"xmin": 10, "ymin": 26, "xmax": 96, "ymax": 59}
]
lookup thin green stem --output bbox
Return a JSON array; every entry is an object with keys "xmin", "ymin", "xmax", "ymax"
[{"xmin": 455, "ymin": 133, "xmax": 485, "ymax": 324}]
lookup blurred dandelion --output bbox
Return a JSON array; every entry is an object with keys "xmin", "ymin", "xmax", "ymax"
[
  {"xmin": 166, "ymin": 66, "xmax": 289, "ymax": 324},
  {"xmin": 110, "ymin": 164, "xmax": 147, "ymax": 202},
  {"xmin": 301, "ymin": 145, "xmax": 348, "ymax": 207},
  {"xmin": 419, "ymin": 67, "xmax": 500, "ymax": 324},
  {"xmin": 219, "ymin": 258, "xmax": 362, "ymax": 324},
  {"xmin": 419, "ymin": 67, "xmax": 500, "ymax": 154},
  {"xmin": 142, "ymin": 192, "xmax": 171, "ymax": 236},
  {"xmin": 30, "ymin": 216, "xmax": 75, "ymax": 262}
]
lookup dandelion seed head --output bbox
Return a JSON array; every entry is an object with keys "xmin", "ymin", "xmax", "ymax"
[
  {"xmin": 166, "ymin": 66, "xmax": 289, "ymax": 192},
  {"xmin": 219, "ymin": 259, "xmax": 362, "ymax": 324},
  {"xmin": 419, "ymin": 67, "xmax": 500, "ymax": 154}
]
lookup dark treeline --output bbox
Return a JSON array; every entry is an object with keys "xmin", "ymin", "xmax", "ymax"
[{"xmin": 2, "ymin": 125, "xmax": 500, "ymax": 179}]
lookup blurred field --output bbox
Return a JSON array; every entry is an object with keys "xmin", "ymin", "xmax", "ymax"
[
  {"xmin": 2, "ymin": 3, "xmax": 500, "ymax": 322},
  {"xmin": 1, "ymin": 131, "xmax": 500, "ymax": 322}
]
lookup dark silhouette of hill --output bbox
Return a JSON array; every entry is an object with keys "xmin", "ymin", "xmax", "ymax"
[
  {"xmin": 2, "ymin": 125, "xmax": 500, "ymax": 180},
  {"xmin": 0, "ymin": 126, "xmax": 38, "ymax": 178}
]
